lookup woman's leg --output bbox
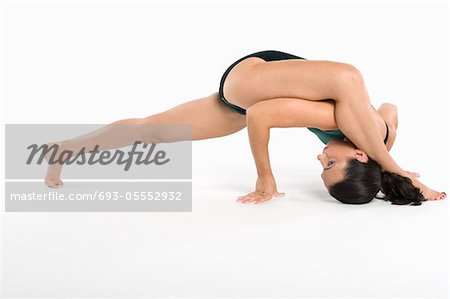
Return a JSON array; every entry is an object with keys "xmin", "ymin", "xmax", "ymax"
[
  {"xmin": 45, "ymin": 92, "xmax": 246, "ymax": 187},
  {"xmin": 225, "ymin": 59, "xmax": 393, "ymax": 161}
]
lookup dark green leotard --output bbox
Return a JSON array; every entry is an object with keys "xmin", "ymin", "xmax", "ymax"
[{"xmin": 307, "ymin": 124, "xmax": 389, "ymax": 145}]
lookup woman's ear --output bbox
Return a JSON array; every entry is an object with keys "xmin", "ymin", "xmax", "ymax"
[{"xmin": 354, "ymin": 149, "xmax": 369, "ymax": 163}]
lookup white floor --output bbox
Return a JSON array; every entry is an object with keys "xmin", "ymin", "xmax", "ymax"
[
  {"xmin": 2, "ymin": 131, "xmax": 448, "ymax": 298},
  {"xmin": 1, "ymin": 1, "xmax": 449, "ymax": 298}
]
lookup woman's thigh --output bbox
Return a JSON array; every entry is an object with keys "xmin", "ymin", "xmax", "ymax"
[
  {"xmin": 224, "ymin": 59, "xmax": 354, "ymax": 109},
  {"xmin": 142, "ymin": 92, "xmax": 247, "ymax": 141}
]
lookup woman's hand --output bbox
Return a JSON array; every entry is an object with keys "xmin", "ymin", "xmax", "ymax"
[
  {"xmin": 237, "ymin": 175, "xmax": 285, "ymax": 204},
  {"xmin": 404, "ymin": 170, "xmax": 420, "ymax": 179}
]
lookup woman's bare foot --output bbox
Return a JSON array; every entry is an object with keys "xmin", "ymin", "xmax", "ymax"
[
  {"xmin": 410, "ymin": 178, "xmax": 446, "ymax": 201},
  {"xmin": 44, "ymin": 142, "xmax": 65, "ymax": 188},
  {"xmin": 421, "ymin": 188, "xmax": 446, "ymax": 201}
]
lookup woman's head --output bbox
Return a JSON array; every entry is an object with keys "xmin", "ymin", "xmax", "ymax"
[
  {"xmin": 317, "ymin": 139, "xmax": 426, "ymax": 205},
  {"xmin": 317, "ymin": 139, "xmax": 367, "ymax": 189}
]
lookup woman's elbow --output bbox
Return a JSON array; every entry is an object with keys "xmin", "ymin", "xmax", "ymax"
[{"xmin": 246, "ymin": 104, "xmax": 271, "ymax": 127}]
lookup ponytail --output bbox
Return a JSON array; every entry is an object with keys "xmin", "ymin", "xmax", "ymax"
[
  {"xmin": 376, "ymin": 171, "xmax": 426, "ymax": 205},
  {"xmin": 329, "ymin": 157, "xmax": 427, "ymax": 206}
]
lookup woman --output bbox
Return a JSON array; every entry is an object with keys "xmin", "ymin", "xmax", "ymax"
[{"xmin": 45, "ymin": 50, "xmax": 446, "ymax": 205}]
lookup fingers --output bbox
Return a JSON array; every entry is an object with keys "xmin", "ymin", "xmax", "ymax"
[
  {"xmin": 236, "ymin": 192, "xmax": 268, "ymax": 204},
  {"xmin": 237, "ymin": 192, "xmax": 254, "ymax": 201},
  {"xmin": 254, "ymin": 194, "xmax": 273, "ymax": 204},
  {"xmin": 236, "ymin": 191, "xmax": 285, "ymax": 204},
  {"xmin": 273, "ymin": 192, "xmax": 285, "ymax": 197},
  {"xmin": 236, "ymin": 192, "xmax": 260, "ymax": 202},
  {"xmin": 405, "ymin": 171, "xmax": 420, "ymax": 178}
]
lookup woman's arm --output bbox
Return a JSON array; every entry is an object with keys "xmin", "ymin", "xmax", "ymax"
[
  {"xmin": 243, "ymin": 98, "xmax": 398, "ymax": 177},
  {"xmin": 238, "ymin": 97, "xmax": 440, "ymax": 203},
  {"xmin": 238, "ymin": 98, "xmax": 342, "ymax": 204}
]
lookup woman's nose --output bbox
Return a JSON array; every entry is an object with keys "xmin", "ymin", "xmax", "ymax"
[{"xmin": 317, "ymin": 154, "xmax": 326, "ymax": 167}]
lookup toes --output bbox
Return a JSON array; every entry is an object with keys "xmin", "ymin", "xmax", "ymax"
[
  {"xmin": 431, "ymin": 192, "xmax": 446, "ymax": 200},
  {"xmin": 46, "ymin": 180, "xmax": 64, "ymax": 188},
  {"xmin": 435, "ymin": 192, "xmax": 446, "ymax": 200},
  {"xmin": 48, "ymin": 184, "xmax": 62, "ymax": 189}
]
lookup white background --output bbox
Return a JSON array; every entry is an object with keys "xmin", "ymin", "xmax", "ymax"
[{"xmin": 1, "ymin": 0, "xmax": 449, "ymax": 297}]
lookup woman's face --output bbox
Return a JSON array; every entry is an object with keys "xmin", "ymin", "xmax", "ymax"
[{"xmin": 317, "ymin": 138, "xmax": 368, "ymax": 189}]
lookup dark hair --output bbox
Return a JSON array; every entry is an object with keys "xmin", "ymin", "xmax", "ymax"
[{"xmin": 328, "ymin": 157, "xmax": 426, "ymax": 205}]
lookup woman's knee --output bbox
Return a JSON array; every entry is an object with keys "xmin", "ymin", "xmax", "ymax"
[
  {"xmin": 333, "ymin": 63, "xmax": 366, "ymax": 99},
  {"xmin": 132, "ymin": 117, "xmax": 163, "ymax": 143},
  {"xmin": 337, "ymin": 63, "xmax": 365, "ymax": 86}
]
